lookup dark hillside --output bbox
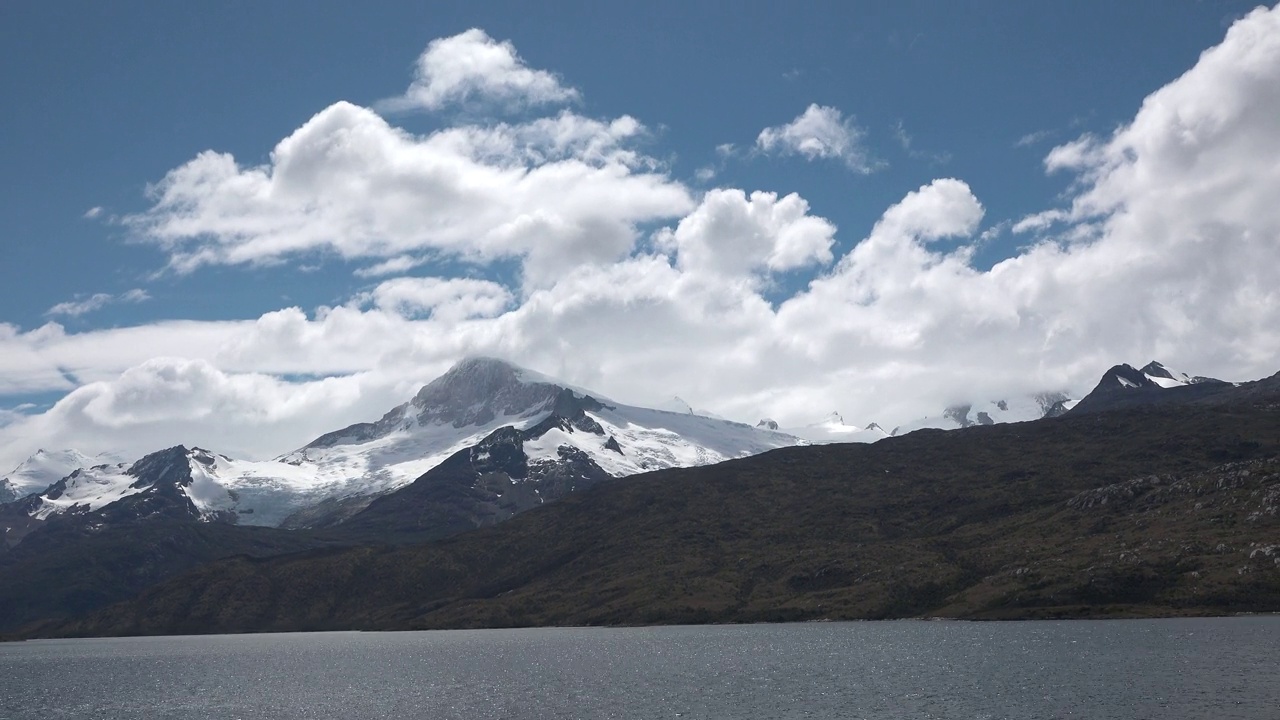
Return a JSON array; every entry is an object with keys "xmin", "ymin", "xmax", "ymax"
[{"xmin": 0, "ymin": 520, "xmax": 335, "ymax": 635}]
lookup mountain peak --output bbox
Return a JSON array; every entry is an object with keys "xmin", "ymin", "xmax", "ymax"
[
  {"xmin": 409, "ymin": 356, "xmax": 566, "ymax": 428},
  {"xmin": 1070, "ymin": 361, "xmax": 1230, "ymax": 415},
  {"xmin": 1140, "ymin": 360, "xmax": 1173, "ymax": 379}
]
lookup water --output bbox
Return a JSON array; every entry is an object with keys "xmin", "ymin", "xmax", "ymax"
[{"xmin": 1, "ymin": 618, "xmax": 1275, "ymax": 719}]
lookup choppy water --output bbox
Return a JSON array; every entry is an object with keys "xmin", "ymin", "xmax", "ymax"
[{"xmin": 1, "ymin": 618, "xmax": 1276, "ymax": 719}]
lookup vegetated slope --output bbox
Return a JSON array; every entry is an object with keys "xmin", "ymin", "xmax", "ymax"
[
  {"xmin": 45, "ymin": 372, "xmax": 1280, "ymax": 637},
  {"xmin": 0, "ymin": 520, "xmax": 333, "ymax": 635}
]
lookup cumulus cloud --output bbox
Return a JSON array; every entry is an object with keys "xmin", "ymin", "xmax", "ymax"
[
  {"xmin": 756, "ymin": 104, "xmax": 879, "ymax": 172},
  {"xmin": 5, "ymin": 11, "xmax": 1280, "ymax": 470},
  {"xmin": 656, "ymin": 189, "xmax": 836, "ymax": 278},
  {"xmin": 127, "ymin": 102, "xmax": 691, "ymax": 289},
  {"xmin": 378, "ymin": 28, "xmax": 578, "ymax": 113},
  {"xmin": 46, "ymin": 289, "xmax": 151, "ymax": 318},
  {"xmin": 83, "ymin": 206, "xmax": 104, "ymax": 219}
]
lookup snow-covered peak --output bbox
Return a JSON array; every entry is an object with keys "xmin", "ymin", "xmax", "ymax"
[
  {"xmin": 774, "ymin": 412, "xmax": 887, "ymax": 445},
  {"xmin": 520, "ymin": 400, "xmax": 803, "ymax": 477},
  {"xmin": 20, "ymin": 445, "xmax": 324, "ymax": 526},
  {"xmin": 1, "ymin": 448, "xmax": 128, "ymax": 500},
  {"xmin": 30, "ymin": 460, "xmax": 137, "ymax": 520},
  {"xmin": 818, "ymin": 411, "xmax": 845, "ymax": 426},
  {"xmin": 1139, "ymin": 360, "xmax": 1209, "ymax": 388},
  {"xmin": 892, "ymin": 392, "xmax": 1075, "ymax": 437},
  {"xmin": 408, "ymin": 356, "xmax": 566, "ymax": 426},
  {"xmin": 1070, "ymin": 361, "xmax": 1228, "ymax": 414},
  {"xmin": 297, "ymin": 357, "xmax": 577, "ymax": 452}
]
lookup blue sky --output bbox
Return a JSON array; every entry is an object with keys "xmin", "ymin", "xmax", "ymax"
[{"xmin": 2, "ymin": 1, "xmax": 1279, "ymax": 466}]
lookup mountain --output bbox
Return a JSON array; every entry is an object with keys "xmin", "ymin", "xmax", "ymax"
[
  {"xmin": 777, "ymin": 412, "xmax": 891, "ymax": 444},
  {"xmin": 2, "ymin": 446, "xmax": 234, "ymax": 549},
  {"xmin": 1, "ymin": 449, "xmax": 127, "ymax": 500},
  {"xmin": 327, "ymin": 406, "xmax": 616, "ymax": 542},
  {"xmin": 0, "ymin": 358, "xmax": 801, "ymax": 631},
  {"xmin": 771, "ymin": 390, "xmax": 1074, "ymax": 446},
  {"xmin": 303, "ymin": 358, "xmax": 804, "ymax": 539},
  {"xmin": 890, "ymin": 392, "xmax": 1074, "ymax": 436},
  {"xmin": 39, "ymin": 368, "xmax": 1280, "ymax": 638},
  {"xmin": 273, "ymin": 357, "xmax": 802, "ymax": 528},
  {"xmin": 0, "ymin": 444, "xmax": 339, "ymax": 633},
  {"xmin": 2, "ymin": 358, "xmax": 802, "ymax": 533},
  {"xmin": 1069, "ymin": 361, "xmax": 1231, "ymax": 415}
]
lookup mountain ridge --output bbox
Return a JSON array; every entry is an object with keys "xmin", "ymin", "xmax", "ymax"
[{"xmin": 26, "ymin": 366, "xmax": 1280, "ymax": 637}]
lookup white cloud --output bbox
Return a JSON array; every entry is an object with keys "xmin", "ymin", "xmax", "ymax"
[
  {"xmin": 657, "ymin": 189, "xmax": 836, "ymax": 278},
  {"xmin": 378, "ymin": 28, "xmax": 578, "ymax": 113},
  {"xmin": 83, "ymin": 206, "xmax": 104, "ymax": 219},
  {"xmin": 0, "ymin": 358, "xmax": 416, "ymax": 466},
  {"xmin": 756, "ymin": 104, "xmax": 879, "ymax": 172},
  {"xmin": 353, "ymin": 255, "xmax": 429, "ymax": 278},
  {"xmin": 45, "ymin": 289, "xmax": 150, "ymax": 317},
  {"xmin": 5, "ymin": 11, "xmax": 1280, "ymax": 471},
  {"xmin": 46, "ymin": 294, "xmax": 112, "ymax": 318},
  {"xmin": 127, "ymin": 102, "xmax": 691, "ymax": 290},
  {"xmin": 356, "ymin": 277, "xmax": 513, "ymax": 322},
  {"xmin": 1014, "ymin": 130, "xmax": 1054, "ymax": 148}
]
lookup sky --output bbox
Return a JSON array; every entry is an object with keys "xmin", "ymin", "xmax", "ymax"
[{"xmin": 2, "ymin": 1, "xmax": 1279, "ymax": 469}]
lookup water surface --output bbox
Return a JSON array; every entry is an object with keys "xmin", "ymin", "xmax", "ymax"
[{"xmin": 1, "ymin": 618, "xmax": 1275, "ymax": 719}]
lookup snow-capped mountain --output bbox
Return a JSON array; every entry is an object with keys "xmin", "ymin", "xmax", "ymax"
[
  {"xmin": 1069, "ymin": 361, "xmax": 1229, "ymax": 414},
  {"xmin": 890, "ymin": 392, "xmax": 1074, "ymax": 436},
  {"xmin": 1, "ymin": 449, "xmax": 128, "ymax": 501},
  {"xmin": 5, "ymin": 357, "xmax": 804, "ymax": 533},
  {"xmin": 764, "ymin": 390, "xmax": 1073, "ymax": 445},
  {"xmin": 766, "ymin": 412, "xmax": 891, "ymax": 444},
  {"xmin": 277, "ymin": 357, "xmax": 802, "ymax": 527},
  {"xmin": 1136, "ymin": 360, "xmax": 1220, "ymax": 389},
  {"xmin": 1, "ymin": 446, "xmax": 246, "ymax": 547}
]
